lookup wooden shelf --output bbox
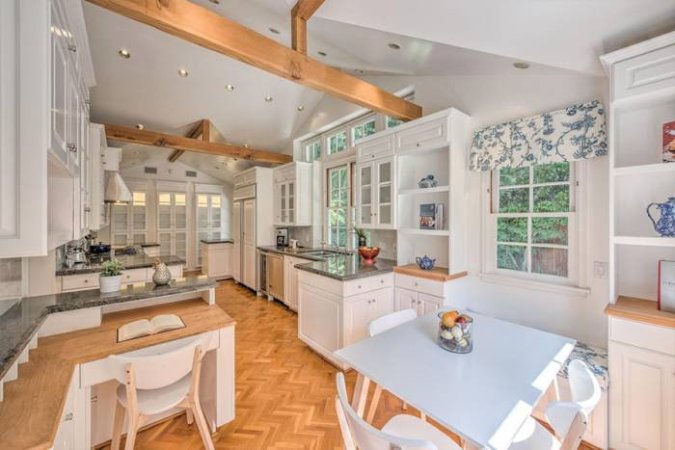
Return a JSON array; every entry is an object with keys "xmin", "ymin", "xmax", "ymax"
[
  {"xmin": 393, "ymin": 264, "xmax": 467, "ymax": 282},
  {"xmin": 605, "ymin": 296, "xmax": 675, "ymax": 329},
  {"xmin": 613, "ymin": 163, "xmax": 675, "ymax": 176},
  {"xmin": 398, "ymin": 186, "xmax": 449, "ymax": 196},
  {"xmin": 399, "ymin": 228, "xmax": 450, "ymax": 236},
  {"xmin": 613, "ymin": 236, "xmax": 675, "ymax": 247}
]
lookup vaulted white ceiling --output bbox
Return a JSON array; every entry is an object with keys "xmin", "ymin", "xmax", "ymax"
[{"xmin": 84, "ymin": 0, "xmax": 675, "ymax": 183}]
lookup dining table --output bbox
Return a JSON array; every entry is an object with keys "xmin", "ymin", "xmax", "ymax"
[{"xmin": 334, "ymin": 310, "xmax": 575, "ymax": 450}]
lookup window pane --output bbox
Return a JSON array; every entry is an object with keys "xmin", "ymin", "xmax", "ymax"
[
  {"xmin": 499, "ymin": 167, "xmax": 529, "ymax": 186},
  {"xmin": 499, "ymin": 188, "xmax": 529, "ymax": 213},
  {"xmin": 533, "ymin": 185, "xmax": 569, "ymax": 212},
  {"xmin": 211, "ymin": 195, "xmax": 221, "ymax": 207},
  {"xmin": 497, "ymin": 245, "xmax": 528, "ymax": 271},
  {"xmin": 197, "ymin": 194, "xmax": 208, "ymax": 208},
  {"xmin": 497, "ymin": 218, "xmax": 528, "ymax": 243},
  {"xmin": 532, "ymin": 247, "xmax": 568, "ymax": 277},
  {"xmin": 328, "ymin": 131, "xmax": 347, "ymax": 154},
  {"xmin": 533, "ymin": 162, "xmax": 569, "ymax": 184},
  {"xmin": 386, "ymin": 116, "xmax": 404, "ymax": 129},
  {"xmin": 159, "ymin": 193, "xmax": 171, "ymax": 205},
  {"xmin": 175, "ymin": 193, "xmax": 186, "ymax": 206},
  {"xmin": 352, "ymin": 120, "xmax": 376, "ymax": 141},
  {"xmin": 132, "ymin": 192, "xmax": 146, "ymax": 206},
  {"xmin": 532, "ymin": 217, "xmax": 568, "ymax": 245}
]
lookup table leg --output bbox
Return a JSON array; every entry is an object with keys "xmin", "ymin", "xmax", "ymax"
[{"xmin": 351, "ymin": 373, "xmax": 370, "ymax": 418}]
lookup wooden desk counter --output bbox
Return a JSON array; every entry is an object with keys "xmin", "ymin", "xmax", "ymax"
[
  {"xmin": 605, "ymin": 296, "xmax": 675, "ymax": 329},
  {"xmin": 0, "ymin": 299, "xmax": 235, "ymax": 450}
]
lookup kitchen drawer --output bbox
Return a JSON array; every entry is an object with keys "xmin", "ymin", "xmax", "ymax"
[
  {"xmin": 61, "ymin": 273, "xmax": 100, "ymax": 291},
  {"xmin": 356, "ymin": 135, "xmax": 395, "ymax": 160},
  {"xmin": 168, "ymin": 264, "xmax": 183, "ymax": 280},
  {"xmin": 395, "ymin": 273, "xmax": 445, "ymax": 297},
  {"xmin": 395, "ymin": 118, "xmax": 447, "ymax": 153},
  {"xmin": 343, "ymin": 273, "xmax": 393, "ymax": 297},
  {"xmin": 120, "ymin": 268, "xmax": 147, "ymax": 284},
  {"xmin": 609, "ymin": 317, "xmax": 675, "ymax": 356}
]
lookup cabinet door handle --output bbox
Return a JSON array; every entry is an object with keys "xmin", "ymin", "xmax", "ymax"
[
  {"xmin": 67, "ymin": 143, "xmax": 77, "ymax": 152},
  {"xmin": 83, "ymin": 279, "xmax": 88, "ymax": 283},
  {"xmin": 414, "ymin": 282, "xmax": 419, "ymax": 287},
  {"xmin": 68, "ymin": 44, "xmax": 77, "ymax": 53},
  {"xmin": 64, "ymin": 413, "xmax": 73, "ymax": 422},
  {"xmin": 416, "ymin": 142, "xmax": 420, "ymax": 147}
]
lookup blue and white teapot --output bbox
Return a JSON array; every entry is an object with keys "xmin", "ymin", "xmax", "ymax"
[
  {"xmin": 415, "ymin": 255, "xmax": 436, "ymax": 270},
  {"xmin": 647, "ymin": 197, "xmax": 675, "ymax": 237}
]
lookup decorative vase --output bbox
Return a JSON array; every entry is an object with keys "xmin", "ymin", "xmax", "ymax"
[
  {"xmin": 152, "ymin": 258, "xmax": 173, "ymax": 285},
  {"xmin": 358, "ymin": 235, "xmax": 367, "ymax": 247},
  {"xmin": 358, "ymin": 247, "xmax": 380, "ymax": 266},
  {"xmin": 417, "ymin": 175, "xmax": 438, "ymax": 189},
  {"xmin": 99, "ymin": 275, "xmax": 122, "ymax": 293},
  {"xmin": 647, "ymin": 197, "xmax": 675, "ymax": 237},
  {"xmin": 416, "ymin": 255, "xmax": 436, "ymax": 270}
]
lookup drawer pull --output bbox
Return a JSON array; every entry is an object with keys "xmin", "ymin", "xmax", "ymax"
[
  {"xmin": 83, "ymin": 279, "xmax": 88, "ymax": 283},
  {"xmin": 380, "ymin": 279, "xmax": 384, "ymax": 284},
  {"xmin": 414, "ymin": 282, "xmax": 419, "ymax": 287},
  {"xmin": 64, "ymin": 413, "xmax": 73, "ymax": 422},
  {"xmin": 358, "ymin": 285, "xmax": 362, "ymax": 289}
]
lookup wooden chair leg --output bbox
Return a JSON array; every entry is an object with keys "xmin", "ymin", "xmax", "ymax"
[
  {"xmin": 186, "ymin": 408, "xmax": 194, "ymax": 425},
  {"xmin": 111, "ymin": 402, "xmax": 125, "ymax": 450},
  {"xmin": 191, "ymin": 400, "xmax": 215, "ymax": 450},
  {"xmin": 124, "ymin": 413, "xmax": 139, "ymax": 450},
  {"xmin": 365, "ymin": 384, "xmax": 383, "ymax": 423}
]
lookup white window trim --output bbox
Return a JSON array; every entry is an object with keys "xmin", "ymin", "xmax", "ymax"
[
  {"xmin": 479, "ymin": 161, "xmax": 591, "ymax": 297},
  {"xmin": 322, "ymin": 153, "xmax": 356, "ymax": 249}
]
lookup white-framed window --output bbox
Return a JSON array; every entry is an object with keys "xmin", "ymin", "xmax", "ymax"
[
  {"xmin": 385, "ymin": 116, "xmax": 404, "ymax": 129},
  {"xmin": 305, "ymin": 139, "xmax": 322, "ymax": 162},
  {"xmin": 157, "ymin": 191, "xmax": 188, "ymax": 259},
  {"xmin": 327, "ymin": 129, "xmax": 348, "ymax": 156},
  {"xmin": 351, "ymin": 116, "xmax": 377, "ymax": 142},
  {"xmin": 325, "ymin": 162, "xmax": 355, "ymax": 248},
  {"xmin": 485, "ymin": 162, "xmax": 582, "ymax": 285},
  {"xmin": 111, "ymin": 191, "xmax": 147, "ymax": 246}
]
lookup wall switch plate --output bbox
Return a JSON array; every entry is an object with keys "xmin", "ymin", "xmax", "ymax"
[{"xmin": 594, "ymin": 261, "xmax": 607, "ymax": 278}]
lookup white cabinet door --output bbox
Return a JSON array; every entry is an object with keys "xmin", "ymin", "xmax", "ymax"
[
  {"xmin": 395, "ymin": 287, "xmax": 418, "ymax": 312},
  {"xmin": 284, "ymin": 256, "xmax": 300, "ymax": 312},
  {"xmin": 418, "ymin": 292, "xmax": 443, "ymax": 315},
  {"xmin": 243, "ymin": 199, "xmax": 256, "ymax": 289},
  {"xmin": 375, "ymin": 158, "xmax": 395, "ymax": 229},
  {"xmin": 232, "ymin": 202, "xmax": 241, "ymax": 282},
  {"xmin": 609, "ymin": 341, "xmax": 675, "ymax": 450},
  {"xmin": 50, "ymin": 0, "xmax": 69, "ymax": 166},
  {"xmin": 371, "ymin": 287, "xmax": 394, "ymax": 320},
  {"xmin": 346, "ymin": 295, "xmax": 372, "ymax": 346},
  {"xmin": 356, "ymin": 163, "xmax": 374, "ymax": 228},
  {"xmin": 287, "ymin": 181, "xmax": 296, "ymax": 225}
]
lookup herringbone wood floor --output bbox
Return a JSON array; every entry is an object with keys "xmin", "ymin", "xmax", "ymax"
[{"xmin": 102, "ymin": 280, "xmax": 593, "ymax": 450}]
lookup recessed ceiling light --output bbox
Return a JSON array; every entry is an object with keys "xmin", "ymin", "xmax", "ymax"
[
  {"xmin": 178, "ymin": 69, "xmax": 189, "ymax": 78},
  {"xmin": 135, "ymin": 123, "xmax": 144, "ymax": 130},
  {"xmin": 118, "ymin": 49, "xmax": 131, "ymax": 59},
  {"xmin": 225, "ymin": 84, "xmax": 235, "ymax": 91},
  {"xmin": 513, "ymin": 62, "xmax": 530, "ymax": 69},
  {"xmin": 388, "ymin": 43, "xmax": 401, "ymax": 50},
  {"xmin": 268, "ymin": 27, "xmax": 280, "ymax": 34},
  {"xmin": 317, "ymin": 51, "xmax": 327, "ymax": 57},
  {"xmin": 265, "ymin": 95, "xmax": 273, "ymax": 102},
  {"xmin": 297, "ymin": 105, "xmax": 305, "ymax": 112}
]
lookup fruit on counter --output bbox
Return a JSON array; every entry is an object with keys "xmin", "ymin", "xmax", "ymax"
[
  {"xmin": 456, "ymin": 315, "xmax": 469, "ymax": 324},
  {"xmin": 441, "ymin": 310, "xmax": 460, "ymax": 328}
]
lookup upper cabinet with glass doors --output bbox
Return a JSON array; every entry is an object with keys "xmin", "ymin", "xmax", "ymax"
[
  {"xmin": 355, "ymin": 135, "xmax": 397, "ymax": 229},
  {"xmin": 273, "ymin": 162, "xmax": 313, "ymax": 226}
]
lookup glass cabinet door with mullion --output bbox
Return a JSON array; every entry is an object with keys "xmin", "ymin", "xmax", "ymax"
[
  {"xmin": 357, "ymin": 163, "xmax": 374, "ymax": 227},
  {"xmin": 376, "ymin": 158, "xmax": 395, "ymax": 228},
  {"xmin": 288, "ymin": 182, "xmax": 295, "ymax": 224}
]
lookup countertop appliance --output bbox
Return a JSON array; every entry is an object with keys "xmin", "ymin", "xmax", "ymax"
[{"xmin": 276, "ymin": 228, "xmax": 288, "ymax": 247}]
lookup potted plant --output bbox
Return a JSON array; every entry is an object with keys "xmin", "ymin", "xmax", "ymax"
[
  {"xmin": 99, "ymin": 259, "xmax": 125, "ymax": 293},
  {"xmin": 353, "ymin": 227, "xmax": 367, "ymax": 248}
]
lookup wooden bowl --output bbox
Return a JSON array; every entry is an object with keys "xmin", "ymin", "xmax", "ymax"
[{"xmin": 358, "ymin": 246, "xmax": 380, "ymax": 265}]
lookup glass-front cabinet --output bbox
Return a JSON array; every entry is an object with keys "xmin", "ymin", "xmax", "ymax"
[
  {"xmin": 273, "ymin": 161, "xmax": 311, "ymax": 226},
  {"xmin": 356, "ymin": 157, "xmax": 396, "ymax": 229},
  {"xmin": 276, "ymin": 181, "xmax": 296, "ymax": 225}
]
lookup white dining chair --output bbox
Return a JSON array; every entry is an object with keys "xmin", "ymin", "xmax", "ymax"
[
  {"xmin": 335, "ymin": 372, "xmax": 461, "ymax": 450},
  {"xmin": 366, "ymin": 309, "xmax": 420, "ymax": 423},
  {"xmin": 108, "ymin": 339, "xmax": 214, "ymax": 450},
  {"xmin": 508, "ymin": 360, "xmax": 601, "ymax": 450}
]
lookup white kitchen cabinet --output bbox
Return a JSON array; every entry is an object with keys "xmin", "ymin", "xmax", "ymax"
[
  {"xmin": 201, "ymin": 242, "xmax": 232, "ymax": 279},
  {"xmin": 243, "ymin": 198, "xmax": 257, "ymax": 290},
  {"xmin": 355, "ymin": 157, "xmax": 396, "ymax": 229},
  {"xmin": 297, "ymin": 270, "xmax": 394, "ymax": 368},
  {"xmin": 51, "ymin": 368, "xmax": 86, "ymax": 450},
  {"xmin": 273, "ymin": 162, "xmax": 312, "ymax": 226},
  {"xmin": 394, "ymin": 117, "xmax": 447, "ymax": 153},
  {"xmin": 609, "ymin": 316, "xmax": 675, "ymax": 450},
  {"xmin": 394, "ymin": 287, "xmax": 444, "ymax": 316},
  {"xmin": 232, "ymin": 202, "xmax": 242, "ymax": 283},
  {"xmin": 88, "ymin": 124, "xmax": 107, "ymax": 231},
  {"xmin": 283, "ymin": 256, "xmax": 310, "ymax": 312}
]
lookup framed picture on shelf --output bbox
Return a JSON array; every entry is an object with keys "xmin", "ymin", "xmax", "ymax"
[
  {"xmin": 663, "ymin": 120, "xmax": 675, "ymax": 163},
  {"xmin": 658, "ymin": 260, "xmax": 675, "ymax": 313}
]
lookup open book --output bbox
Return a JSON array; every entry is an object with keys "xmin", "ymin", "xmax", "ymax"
[{"xmin": 117, "ymin": 314, "xmax": 185, "ymax": 342}]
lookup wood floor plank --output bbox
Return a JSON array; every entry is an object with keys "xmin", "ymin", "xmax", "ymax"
[{"xmin": 102, "ymin": 281, "xmax": 594, "ymax": 450}]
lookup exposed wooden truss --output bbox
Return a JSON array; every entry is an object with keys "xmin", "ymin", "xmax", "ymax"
[
  {"xmin": 291, "ymin": 0, "xmax": 325, "ymax": 54},
  {"xmin": 85, "ymin": 0, "xmax": 422, "ymax": 121},
  {"xmin": 168, "ymin": 119, "xmax": 211, "ymax": 162},
  {"xmin": 104, "ymin": 123, "xmax": 292, "ymax": 165}
]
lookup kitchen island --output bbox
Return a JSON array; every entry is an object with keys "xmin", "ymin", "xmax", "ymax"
[
  {"xmin": 200, "ymin": 238, "xmax": 234, "ymax": 279},
  {"xmin": 296, "ymin": 255, "xmax": 396, "ymax": 368},
  {"xmin": 0, "ymin": 276, "xmax": 233, "ymax": 449}
]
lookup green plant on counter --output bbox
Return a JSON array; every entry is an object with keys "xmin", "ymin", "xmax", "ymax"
[
  {"xmin": 352, "ymin": 227, "xmax": 367, "ymax": 240},
  {"xmin": 100, "ymin": 259, "xmax": 125, "ymax": 277}
]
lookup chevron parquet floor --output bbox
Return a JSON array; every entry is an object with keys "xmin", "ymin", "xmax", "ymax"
[{"xmin": 101, "ymin": 280, "xmax": 594, "ymax": 450}]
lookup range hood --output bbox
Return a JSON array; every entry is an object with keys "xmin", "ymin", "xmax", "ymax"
[
  {"xmin": 104, "ymin": 171, "xmax": 132, "ymax": 203},
  {"xmin": 103, "ymin": 147, "xmax": 132, "ymax": 203}
]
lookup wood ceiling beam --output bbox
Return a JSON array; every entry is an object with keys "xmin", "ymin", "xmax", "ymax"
[
  {"xmin": 85, "ymin": 0, "xmax": 422, "ymax": 121},
  {"xmin": 105, "ymin": 123, "xmax": 291, "ymax": 165},
  {"xmin": 291, "ymin": 0, "xmax": 325, "ymax": 54},
  {"xmin": 169, "ymin": 119, "xmax": 210, "ymax": 162}
]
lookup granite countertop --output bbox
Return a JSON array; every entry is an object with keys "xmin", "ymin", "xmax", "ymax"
[
  {"xmin": 139, "ymin": 242, "xmax": 160, "ymax": 248},
  {"xmin": 0, "ymin": 275, "xmax": 216, "ymax": 381},
  {"xmin": 295, "ymin": 254, "xmax": 396, "ymax": 281},
  {"xmin": 56, "ymin": 254, "xmax": 186, "ymax": 276},
  {"xmin": 257, "ymin": 245, "xmax": 326, "ymax": 260},
  {"xmin": 200, "ymin": 238, "xmax": 234, "ymax": 244}
]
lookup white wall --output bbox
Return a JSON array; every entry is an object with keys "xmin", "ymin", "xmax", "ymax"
[{"xmin": 294, "ymin": 72, "xmax": 610, "ymax": 346}]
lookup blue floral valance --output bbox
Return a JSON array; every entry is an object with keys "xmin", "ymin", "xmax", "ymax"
[{"xmin": 469, "ymin": 100, "xmax": 607, "ymax": 172}]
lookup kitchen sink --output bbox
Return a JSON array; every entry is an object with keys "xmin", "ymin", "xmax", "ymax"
[{"xmin": 301, "ymin": 250, "xmax": 343, "ymax": 258}]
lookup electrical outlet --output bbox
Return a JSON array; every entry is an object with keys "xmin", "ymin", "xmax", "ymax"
[{"xmin": 594, "ymin": 261, "xmax": 607, "ymax": 278}]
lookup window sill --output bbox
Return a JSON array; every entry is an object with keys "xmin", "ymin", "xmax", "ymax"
[{"xmin": 478, "ymin": 273, "xmax": 591, "ymax": 298}]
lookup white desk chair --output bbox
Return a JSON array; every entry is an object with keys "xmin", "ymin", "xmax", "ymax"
[
  {"xmin": 108, "ymin": 339, "xmax": 215, "ymax": 450},
  {"xmin": 366, "ymin": 309, "xmax": 419, "ymax": 423},
  {"xmin": 336, "ymin": 372, "xmax": 461, "ymax": 450},
  {"xmin": 509, "ymin": 360, "xmax": 601, "ymax": 450}
]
